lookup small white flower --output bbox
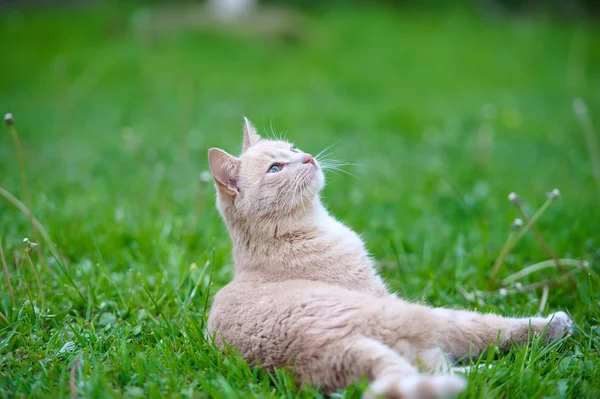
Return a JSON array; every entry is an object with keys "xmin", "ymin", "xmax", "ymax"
[
  {"xmin": 514, "ymin": 282, "xmax": 523, "ymax": 290},
  {"xmin": 23, "ymin": 238, "xmax": 38, "ymax": 248},
  {"xmin": 58, "ymin": 341, "xmax": 75, "ymax": 353},
  {"xmin": 548, "ymin": 188, "xmax": 560, "ymax": 200},
  {"xmin": 4, "ymin": 113, "xmax": 14, "ymax": 125},
  {"xmin": 508, "ymin": 192, "xmax": 519, "ymax": 203},
  {"xmin": 512, "ymin": 218, "xmax": 524, "ymax": 230},
  {"xmin": 499, "ymin": 288, "xmax": 508, "ymax": 297}
]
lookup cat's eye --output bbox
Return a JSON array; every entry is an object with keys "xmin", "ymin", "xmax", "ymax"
[
  {"xmin": 268, "ymin": 164, "xmax": 283, "ymax": 174},
  {"xmin": 290, "ymin": 146, "xmax": 299, "ymax": 153}
]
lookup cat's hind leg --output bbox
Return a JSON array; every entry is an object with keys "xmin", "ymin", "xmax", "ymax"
[
  {"xmin": 364, "ymin": 344, "xmax": 465, "ymax": 399},
  {"xmin": 390, "ymin": 341, "xmax": 453, "ymax": 374},
  {"xmin": 295, "ymin": 335, "xmax": 466, "ymax": 399}
]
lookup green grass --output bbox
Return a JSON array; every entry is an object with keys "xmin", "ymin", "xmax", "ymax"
[{"xmin": 1, "ymin": 3, "xmax": 600, "ymax": 398}]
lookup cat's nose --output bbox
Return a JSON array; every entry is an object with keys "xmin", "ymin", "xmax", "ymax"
[{"xmin": 303, "ymin": 154, "xmax": 316, "ymax": 166}]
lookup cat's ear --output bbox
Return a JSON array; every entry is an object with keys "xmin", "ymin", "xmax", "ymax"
[
  {"xmin": 242, "ymin": 116, "xmax": 261, "ymax": 153},
  {"xmin": 208, "ymin": 148, "xmax": 241, "ymax": 196}
]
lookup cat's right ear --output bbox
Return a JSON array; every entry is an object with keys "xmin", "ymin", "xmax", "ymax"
[
  {"xmin": 242, "ymin": 117, "xmax": 261, "ymax": 153},
  {"xmin": 208, "ymin": 148, "xmax": 241, "ymax": 197}
]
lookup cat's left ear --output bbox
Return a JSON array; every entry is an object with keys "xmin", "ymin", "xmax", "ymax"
[
  {"xmin": 242, "ymin": 116, "xmax": 261, "ymax": 153},
  {"xmin": 208, "ymin": 148, "xmax": 241, "ymax": 197}
]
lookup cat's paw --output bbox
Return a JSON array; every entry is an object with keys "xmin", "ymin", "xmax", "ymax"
[
  {"xmin": 365, "ymin": 374, "xmax": 467, "ymax": 399},
  {"xmin": 544, "ymin": 311, "xmax": 573, "ymax": 341}
]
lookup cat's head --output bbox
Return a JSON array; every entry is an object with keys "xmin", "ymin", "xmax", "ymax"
[{"xmin": 208, "ymin": 118, "xmax": 325, "ymax": 222}]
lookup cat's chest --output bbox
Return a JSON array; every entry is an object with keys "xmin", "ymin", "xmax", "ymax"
[
  {"xmin": 317, "ymin": 214, "xmax": 349, "ymax": 236},
  {"xmin": 315, "ymin": 215, "xmax": 366, "ymax": 254}
]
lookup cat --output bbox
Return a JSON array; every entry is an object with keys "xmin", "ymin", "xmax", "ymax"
[{"xmin": 206, "ymin": 118, "xmax": 572, "ymax": 399}]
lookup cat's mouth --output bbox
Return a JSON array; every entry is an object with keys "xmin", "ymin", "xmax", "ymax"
[
  {"xmin": 301, "ymin": 160, "xmax": 325, "ymax": 191},
  {"xmin": 302, "ymin": 160, "xmax": 320, "ymax": 176}
]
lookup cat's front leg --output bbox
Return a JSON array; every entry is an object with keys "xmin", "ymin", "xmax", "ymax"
[{"xmin": 427, "ymin": 308, "xmax": 572, "ymax": 360}]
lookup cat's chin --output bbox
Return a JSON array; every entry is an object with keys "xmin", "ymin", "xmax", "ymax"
[{"xmin": 308, "ymin": 166, "xmax": 325, "ymax": 193}]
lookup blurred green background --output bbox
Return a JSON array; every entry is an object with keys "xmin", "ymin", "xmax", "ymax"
[{"xmin": 1, "ymin": 0, "xmax": 599, "ymax": 398}]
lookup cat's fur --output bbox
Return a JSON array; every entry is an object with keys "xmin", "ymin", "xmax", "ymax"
[{"xmin": 207, "ymin": 118, "xmax": 572, "ymax": 399}]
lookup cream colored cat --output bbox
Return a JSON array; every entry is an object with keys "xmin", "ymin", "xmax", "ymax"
[{"xmin": 207, "ymin": 118, "xmax": 572, "ymax": 399}]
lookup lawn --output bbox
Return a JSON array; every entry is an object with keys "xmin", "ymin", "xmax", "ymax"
[{"xmin": 0, "ymin": 2, "xmax": 599, "ymax": 398}]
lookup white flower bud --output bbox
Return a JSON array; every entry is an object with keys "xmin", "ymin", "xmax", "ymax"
[
  {"xmin": 512, "ymin": 218, "xmax": 524, "ymax": 230},
  {"xmin": 4, "ymin": 113, "xmax": 14, "ymax": 126},
  {"xmin": 548, "ymin": 188, "xmax": 560, "ymax": 200},
  {"xmin": 23, "ymin": 237, "xmax": 38, "ymax": 248},
  {"xmin": 508, "ymin": 192, "xmax": 520, "ymax": 204}
]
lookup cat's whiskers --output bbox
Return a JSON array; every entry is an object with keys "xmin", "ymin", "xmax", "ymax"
[
  {"xmin": 314, "ymin": 150, "xmax": 339, "ymax": 164},
  {"xmin": 268, "ymin": 120, "xmax": 277, "ymax": 141},
  {"xmin": 305, "ymin": 184, "xmax": 317, "ymax": 207},
  {"xmin": 317, "ymin": 157, "xmax": 359, "ymax": 179},
  {"xmin": 296, "ymin": 173, "xmax": 310, "ymax": 214},
  {"xmin": 289, "ymin": 177, "xmax": 299, "ymax": 214},
  {"xmin": 314, "ymin": 140, "xmax": 342, "ymax": 161},
  {"xmin": 284, "ymin": 169, "xmax": 311, "ymax": 216},
  {"xmin": 298, "ymin": 173, "xmax": 307, "ymax": 214},
  {"xmin": 298, "ymin": 182, "xmax": 308, "ymax": 216},
  {"xmin": 320, "ymin": 162, "xmax": 357, "ymax": 169},
  {"xmin": 301, "ymin": 170, "xmax": 318, "ymax": 213},
  {"xmin": 266, "ymin": 120, "xmax": 288, "ymax": 142},
  {"xmin": 317, "ymin": 157, "xmax": 356, "ymax": 167},
  {"xmin": 327, "ymin": 167, "xmax": 359, "ymax": 179},
  {"xmin": 284, "ymin": 173, "xmax": 303, "ymax": 215}
]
